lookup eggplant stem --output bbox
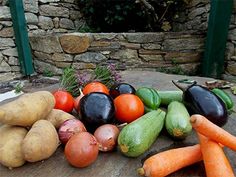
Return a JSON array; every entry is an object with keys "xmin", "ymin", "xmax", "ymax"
[{"xmin": 172, "ymin": 80, "xmax": 197, "ymax": 92}]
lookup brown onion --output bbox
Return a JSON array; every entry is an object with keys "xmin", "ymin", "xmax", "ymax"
[
  {"xmin": 64, "ymin": 132, "xmax": 99, "ymax": 168},
  {"xmin": 58, "ymin": 118, "xmax": 86, "ymax": 144},
  {"xmin": 94, "ymin": 124, "xmax": 120, "ymax": 152}
]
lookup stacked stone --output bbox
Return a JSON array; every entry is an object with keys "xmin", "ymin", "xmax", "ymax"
[
  {"xmin": 226, "ymin": 1, "xmax": 236, "ymax": 75},
  {"xmin": 25, "ymin": 0, "xmax": 83, "ymax": 34},
  {"xmin": 30, "ymin": 32, "xmax": 205, "ymax": 76},
  {"xmin": 0, "ymin": 1, "xmax": 22, "ymax": 81}
]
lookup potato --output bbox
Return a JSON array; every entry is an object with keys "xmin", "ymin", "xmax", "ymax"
[
  {"xmin": 0, "ymin": 91, "xmax": 55, "ymax": 127},
  {"xmin": 46, "ymin": 109, "xmax": 74, "ymax": 129},
  {"xmin": 22, "ymin": 120, "xmax": 59, "ymax": 162},
  {"xmin": 0, "ymin": 125, "xmax": 28, "ymax": 168}
]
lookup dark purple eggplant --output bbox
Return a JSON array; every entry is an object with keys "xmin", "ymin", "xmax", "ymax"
[
  {"xmin": 79, "ymin": 92, "xmax": 115, "ymax": 132},
  {"xmin": 109, "ymin": 83, "xmax": 136, "ymax": 99},
  {"xmin": 172, "ymin": 80, "xmax": 228, "ymax": 127}
]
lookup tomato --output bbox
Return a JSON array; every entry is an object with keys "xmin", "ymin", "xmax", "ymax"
[
  {"xmin": 114, "ymin": 94, "xmax": 144, "ymax": 123},
  {"xmin": 53, "ymin": 90, "xmax": 74, "ymax": 113},
  {"xmin": 64, "ymin": 132, "xmax": 99, "ymax": 168},
  {"xmin": 83, "ymin": 81, "xmax": 109, "ymax": 95}
]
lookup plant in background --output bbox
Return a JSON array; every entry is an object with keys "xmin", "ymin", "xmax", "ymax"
[
  {"xmin": 43, "ymin": 67, "xmax": 54, "ymax": 77},
  {"xmin": 60, "ymin": 64, "xmax": 122, "ymax": 97},
  {"xmin": 77, "ymin": 0, "xmax": 189, "ymax": 32}
]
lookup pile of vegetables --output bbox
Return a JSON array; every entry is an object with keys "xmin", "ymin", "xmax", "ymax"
[{"xmin": 0, "ymin": 65, "xmax": 235, "ymax": 177}]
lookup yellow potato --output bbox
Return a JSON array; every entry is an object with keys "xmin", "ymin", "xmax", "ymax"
[
  {"xmin": 22, "ymin": 120, "xmax": 59, "ymax": 162},
  {"xmin": 46, "ymin": 109, "xmax": 74, "ymax": 129},
  {"xmin": 0, "ymin": 125, "xmax": 28, "ymax": 168},
  {"xmin": 0, "ymin": 91, "xmax": 55, "ymax": 126}
]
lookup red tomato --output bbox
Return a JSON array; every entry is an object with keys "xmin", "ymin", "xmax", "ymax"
[
  {"xmin": 114, "ymin": 94, "xmax": 144, "ymax": 123},
  {"xmin": 53, "ymin": 90, "xmax": 74, "ymax": 113},
  {"xmin": 83, "ymin": 81, "xmax": 109, "ymax": 95},
  {"xmin": 64, "ymin": 132, "xmax": 99, "ymax": 168}
]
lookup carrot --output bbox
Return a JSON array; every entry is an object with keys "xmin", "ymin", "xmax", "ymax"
[
  {"xmin": 190, "ymin": 114, "xmax": 236, "ymax": 151},
  {"xmin": 137, "ymin": 144, "xmax": 202, "ymax": 177},
  {"xmin": 197, "ymin": 133, "xmax": 235, "ymax": 177}
]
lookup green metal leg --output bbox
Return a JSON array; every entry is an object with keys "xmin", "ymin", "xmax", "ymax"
[
  {"xmin": 9, "ymin": 0, "xmax": 34, "ymax": 76},
  {"xmin": 202, "ymin": 0, "xmax": 233, "ymax": 78}
]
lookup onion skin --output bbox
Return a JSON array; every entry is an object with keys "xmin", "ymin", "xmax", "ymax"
[
  {"xmin": 58, "ymin": 118, "xmax": 86, "ymax": 145},
  {"xmin": 64, "ymin": 132, "xmax": 99, "ymax": 168},
  {"xmin": 94, "ymin": 124, "xmax": 120, "ymax": 152}
]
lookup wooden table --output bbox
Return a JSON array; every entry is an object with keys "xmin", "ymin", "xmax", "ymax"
[{"xmin": 1, "ymin": 71, "xmax": 236, "ymax": 177}]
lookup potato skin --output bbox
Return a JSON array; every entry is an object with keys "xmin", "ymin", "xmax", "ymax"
[
  {"xmin": 22, "ymin": 120, "xmax": 59, "ymax": 162},
  {"xmin": 0, "ymin": 125, "xmax": 28, "ymax": 168},
  {"xmin": 0, "ymin": 91, "xmax": 55, "ymax": 127},
  {"xmin": 46, "ymin": 109, "xmax": 74, "ymax": 129}
]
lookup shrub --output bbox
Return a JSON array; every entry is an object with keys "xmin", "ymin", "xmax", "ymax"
[{"xmin": 78, "ymin": 0, "xmax": 188, "ymax": 32}]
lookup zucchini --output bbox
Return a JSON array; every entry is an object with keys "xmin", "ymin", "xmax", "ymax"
[
  {"xmin": 211, "ymin": 88, "xmax": 234, "ymax": 110},
  {"xmin": 135, "ymin": 87, "xmax": 161, "ymax": 113},
  {"xmin": 156, "ymin": 90, "xmax": 183, "ymax": 106},
  {"xmin": 165, "ymin": 101, "xmax": 192, "ymax": 139},
  {"xmin": 118, "ymin": 109, "xmax": 166, "ymax": 157}
]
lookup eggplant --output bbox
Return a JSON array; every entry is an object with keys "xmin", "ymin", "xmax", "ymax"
[
  {"xmin": 109, "ymin": 83, "xmax": 136, "ymax": 99},
  {"xmin": 80, "ymin": 92, "xmax": 115, "ymax": 132},
  {"xmin": 172, "ymin": 81, "xmax": 228, "ymax": 127}
]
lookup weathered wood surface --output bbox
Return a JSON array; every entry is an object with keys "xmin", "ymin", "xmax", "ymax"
[{"xmin": 0, "ymin": 71, "xmax": 236, "ymax": 177}]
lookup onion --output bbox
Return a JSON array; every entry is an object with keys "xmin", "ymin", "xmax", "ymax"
[
  {"xmin": 58, "ymin": 118, "xmax": 87, "ymax": 145},
  {"xmin": 64, "ymin": 132, "xmax": 99, "ymax": 168},
  {"xmin": 94, "ymin": 124, "xmax": 120, "ymax": 152}
]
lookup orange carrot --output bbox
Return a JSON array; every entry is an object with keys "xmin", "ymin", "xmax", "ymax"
[
  {"xmin": 190, "ymin": 114, "xmax": 236, "ymax": 151},
  {"xmin": 137, "ymin": 144, "xmax": 202, "ymax": 177},
  {"xmin": 197, "ymin": 133, "xmax": 235, "ymax": 177}
]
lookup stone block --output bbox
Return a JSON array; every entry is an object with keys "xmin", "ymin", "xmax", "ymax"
[
  {"xmin": 59, "ymin": 33, "xmax": 91, "ymax": 54},
  {"xmin": 34, "ymin": 59, "xmax": 62, "ymax": 75},
  {"xmin": 38, "ymin": 16, "xmax": 54, "ymax": 29},
  {"xmin": 70, "ymin": 10, "xmax": 82, "ymax": 20},
  {"xmin": 2, "ymin": 48, "xmax": 18, "ymax": 57},
  {"xmin": 30, "ymin": 35, "xmax": 63, "ymax": 54},
  {"xmin": 163, "ymin": 38, "xmax": 205, "ymax": 51},
  {"xmin": 59, "ymin": 18, "xmax": 75, "ymax": 29},
  {"xmin": 39, "ymin": 5, "xmax": 69, "ymax": 18},
  {"xmin": 0, "ymin": 72, "xmax": 16, "ymax": 82},
  {"xmin": 142, "ymin": 43, "xmax": 161, "ymax": 50},
  {"xmin": 24, "ymin": 0, "xmax": 39, "ymax": 13},
  {"xmin": 39, "ymin": 0, "xmax": 60, "ymax": 3},
  {"xmin": 0, "ymin": 6, "xmax": 11, "ymax": 20},
  {"xmin": 25, "ymin": 13, "xmax": 38, "ymax": 25},
  {"xmin": 74, "ymin": 52, "xmax": 106, "ymax": 63},
  {"xmin": 89, "ymin": 41, "xmax": 120, "ymax": 51},
  {"xmin": 125, "ymin": 33, "xmax": 164, "ymax": 43},
  {"xmin": 0, "ymin": 27, "xmax": 14, "ymax": 37},
  {"xmin": 0, "ymin": 38, "xmax": 15, "ymax": 48},
  {"xmin": 226, "ymin": 61, "xmax": 236, "ymax": 75},
  {"xmin": 165, "ymin": 52, "xmax": 202, "ymax": 63},
  {"xmin": 110, "ymin": 49, "xmax": 139, "ymax": 61},
  {"xmin": 0, "ymin": 58, "xmax": 11, "ymax": 72},
  {"xmin": 34, "ymin": 51, "xmax": 52, "ymax": 61},
  {"xmin": 188, "ymin": 7, "xmax": 206, "ymax": 20},
  {"xmin": 139, "ymin": 55, "xmax": 163, "ymax": 62},
  {"xmin": 8, "ymin": 56, "xmax": 19, "ymax": 65},
  {"xmin": 52, "ymin": 53, "xmax": 73, "ymax": 62},
  {"xmin": 72, "ymin": 62, "xmax": 96, "ymax": 70},
  {"xmin": 93, "ymin": 33, "xmax": 118, "ymax": 40}
]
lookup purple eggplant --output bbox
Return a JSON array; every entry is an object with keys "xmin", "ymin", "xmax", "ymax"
[{"xmin": 172, "ymin": 81, "xmax": 228, "ymax": 127}]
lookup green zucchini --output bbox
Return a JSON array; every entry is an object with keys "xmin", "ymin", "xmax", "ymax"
[
  {"xmin": 118, "ymin": 109, "xmax": 166, "ymax": 157},
  {"xmin": 156, "ymin": 90, "xmax": 183, "ymax": 106},
  {"xmin": 135, "ymin": 87, "xmax": 161, "ymax": 113},
  {"xmin": 165, "ymin": 101, "xmax": 192, "ymax": 139},
  {"xmin": 211, "ymin": 88, "xmax": 234, "ymax": 110}
]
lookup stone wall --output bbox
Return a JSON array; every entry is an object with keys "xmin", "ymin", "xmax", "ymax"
[
  {"xmin": 0, "ymin": 0, "xmax": 236, "ymax": 82},
  {"xmin": 30, "ymin": 32, "xmax": 205, "ymax": 76}
]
